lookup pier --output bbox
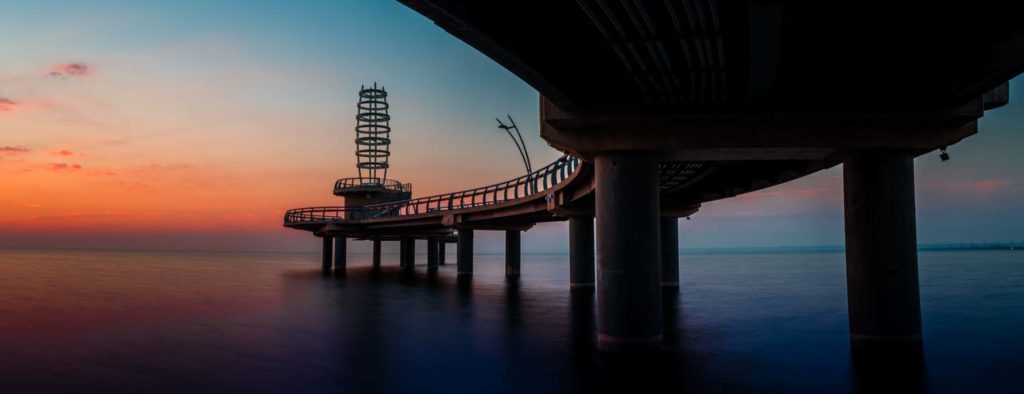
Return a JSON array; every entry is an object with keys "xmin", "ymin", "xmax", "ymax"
[{"xmin": 286, "ymin": 1, "xmax": 1024, "ymax": 352}]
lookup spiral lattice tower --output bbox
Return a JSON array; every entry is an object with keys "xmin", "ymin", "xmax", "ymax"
[{"xmin": 355, "ymin": 83, "xmax": 390, "ymax": 184}]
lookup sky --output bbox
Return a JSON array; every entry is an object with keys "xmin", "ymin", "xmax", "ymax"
[{"xmin": 2, "ymin": 0, "xmax": 1023, "ymax": 253}]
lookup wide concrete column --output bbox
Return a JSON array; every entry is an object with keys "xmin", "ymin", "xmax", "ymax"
[
  {"xmin": 505, "ymin": 231, "xmax": 521, "ymax": 277},
  {"xmin": 595, "ymin": 152, "xmax": 662, "ymax": 351},
  {"xmin": 333, "ymin": 236, "xmax": 347, "ymax": 274},
  {"xmin": 844, "ymin": 152, "xmax": 922, "ymax": 349},
  {"xmin": 457, "ymin": 229, "xmax": 474, "ymax": 276},
  {"xmin": 660, "ymin": 217, "xmax": 679, "ymax": 288},
  {"xmin": 438, "ymin": 242, "xmax": 447, "ymax": 265},
  {"xmin": 427, "ymin": 237, "xmax": 439, "ymax": 271},
  {"xmin": 321, "ymin": 236, "xmax": 333, "ymax": 275},
  {"xmin": 568, "ymin": 216, "xmax": 595, "ymax": 289},
  {"xmin": 372, "ymin": 240, "xmax": 382, "ymax": 267}
]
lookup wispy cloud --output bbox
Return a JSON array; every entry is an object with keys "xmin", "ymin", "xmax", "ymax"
[
  {"xmin": 50, "ymin": 149, "xmax": 75, "ymax": 157},
  {"xmin": 31, "ymin": 210, "xmax": 130, "ymax": 221},
  {"xmin": 49, "ymin": 62, "xmax": 91, "ymax": 77},
  {"xmin": 46, "ymin": 162, "xmax": 83, "ymax": 170},
  {"xmin": 923, "ymin": 179, "xmax": 1013, "ymax": 194},
  {"xmin": 968, "ymin": 180, "xmax": 1011, "ymax": 193},
  {"xmin": 126, "ymin": 162, "xmax": 193, "ymax": 175},
  {"xmin": 0, "ymin": 145, "xmax": 30, "ymax": 160},
  {"xmin": 0, "ymin": 98, "xmax": 17, "ymax": 111},
  {"xmin": 0, "ymin": 146, "xmax": 30, "ymax": 156},
  {"xmin": 0, "ymin": 97, "xmax": 51, "ymax": 114}
]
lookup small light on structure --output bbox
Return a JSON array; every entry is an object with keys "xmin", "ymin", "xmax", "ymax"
[{"xmin": 939, "ymin": 147, "xmax": 950, "ymax": 162}]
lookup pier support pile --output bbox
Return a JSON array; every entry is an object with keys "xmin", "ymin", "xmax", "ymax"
[
  {"xmin": 594, "ymin": 152, "xmax": 663, "ymax": 351},
  {"xmin": 457, "ymin": 229, "xmax": 474, "ymax": 276},
  {"xmin": 568, "ymin": 216, "xmax": 595, "ymax": 289},
  {"xmin": 844, "ymin": 152, "xmax": 922, "ymax": 349},
  {"xmin": 505, "ymin": 231, "xmax": 521, "ymax": 277},
  {"xmin": 660, "ymin": 218, "xmax": 679, "ymax": 288}
]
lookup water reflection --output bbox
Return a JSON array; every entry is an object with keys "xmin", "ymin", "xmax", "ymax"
[
  {"xmin": 568, "ymin": 290, "xmax": 595, "ymax": 352},
  {"xmin": 300, "ymin": 263, "xmax": 735, "ymax": 393},
  {"xmin": 0, "ymin": 250, "xmax": 1020, "ymax": 393},
  {"xmin": 850, "ymin": 345, "xmax": 927, "ymax": 393}
]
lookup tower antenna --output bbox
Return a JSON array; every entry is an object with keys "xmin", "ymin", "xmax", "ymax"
[{"xmin": 355, "ymin": 82, "xmax": 391, "ymax": 184}]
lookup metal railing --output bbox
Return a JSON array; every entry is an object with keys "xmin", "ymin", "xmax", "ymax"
[
  {"xmin": 283, "ymin": 206, "xmax": 362, "ymax": 224},
  {"xmin": 285, "ymin": 155, "xmax": 580, "ymax": 225},
  {"xmin": 333, "ymin": 177, "xmax": 412, "ymax": 193}
]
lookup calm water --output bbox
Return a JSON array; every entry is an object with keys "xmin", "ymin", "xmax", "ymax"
[{"xmin": 1, "ymin": 248, "xmax": 1022, "ymax": 393}]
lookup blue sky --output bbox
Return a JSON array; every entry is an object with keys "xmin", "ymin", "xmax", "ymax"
[{"xmin": 2, "ymin": 0, "xmax": 1022, "ymax": 252}]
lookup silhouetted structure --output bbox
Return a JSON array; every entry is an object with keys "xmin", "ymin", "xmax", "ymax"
[
  {"xmin": 334, "ymin": 84, "xmax": 412, "ymax": 209},
  {"xmin": 287, "ymin": 2, "xmax": 1024, "ymax": 354}
]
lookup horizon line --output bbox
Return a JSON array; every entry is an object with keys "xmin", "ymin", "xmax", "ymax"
[{"xmin": 1, "ymin": 241, "xmax": 1022, "ymax": 256}]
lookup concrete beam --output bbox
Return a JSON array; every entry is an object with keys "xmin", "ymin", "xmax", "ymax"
[
  {"xmin": 983, "ymin": 82, "xmax": 1010, "ymax": 110},
  {"xmin": 542, "ymin": 97, "xmax": 978, "ymax": 160},
  {"xmin": 844, "ymin": 151, "xmax": 922, "ymax": 349}
]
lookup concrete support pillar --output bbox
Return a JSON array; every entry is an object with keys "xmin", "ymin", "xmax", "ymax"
[
  {"xmin": 569, "ymin": 216, "xmax": 595, "ymax": 289},
  {"xmin": 372, "ymin": 240, "xmax": 382, "ymax": 267},
  {"xmin": 399, "ymin": 239, "xmax": 408, "ymax": 267},
  {"xmin": 321, "ymin": 236, "xmax": 333, "ymax": 275},
  {"xmin": 594, "ymin": 152, "xmax": 662, "ymax": 351},
  {"xmin": 427, "ymin": 237, "xmax": 439, "ymax": 270},
  {"xmin": 400, "ymin": 238, "xmax": 415, "ymax": 269},
  {"xmin": 438, "ymin": 242, "xmax": 447, "ymax": 265},
  {"xmin": 660, "ymin": 217, "xmax": 679, "ymax": 288},
  {"xmin": 505, "ymin": 231, "xmax": 521, "ymax": 277},
  {"xmin": 333, "ymin": 236, "xmax": 347, "ymax": 274},
  {"xmin": 457, "ymin": 229, "xmax": 474, "ymax": 276},
  {"xmin": 844, "ymin": 152, "xmax": 922, "ymax": 349}
]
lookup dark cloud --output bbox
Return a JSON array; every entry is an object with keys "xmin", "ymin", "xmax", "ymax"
[
  {"xmin": 0, "ymin": 146, "xmax": 30, "ymax": 155},
  {"xmin": 49, "ymin": 63, "xmax": 91, "ymax": 77},
  {"xmin": 46, "ymin": 162, "xmax": 82, "ymax": 170},
  {"xmin": 0, "ymin": 98, "xmax": 16, "ymax": 111}
]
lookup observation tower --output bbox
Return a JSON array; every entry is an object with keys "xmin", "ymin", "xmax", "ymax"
[{"xmin": 334, "ymin": 83, "xmax": 412, "ymax": 207}]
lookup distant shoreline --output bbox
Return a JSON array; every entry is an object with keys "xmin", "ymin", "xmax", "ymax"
[
  {"xmin": 680, "ymin": 243, "xmax": 1024, "ymax": 255},
  {"xmin": 0, "ymin": 242, "xmax": 1022, "ymax": 255}
]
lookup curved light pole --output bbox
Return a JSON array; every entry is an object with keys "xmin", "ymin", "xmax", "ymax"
[{"xmin": 496, "ymin": 115, "xmax": 532, "ymax": 176}]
